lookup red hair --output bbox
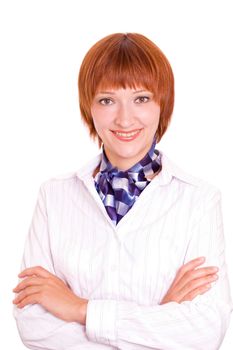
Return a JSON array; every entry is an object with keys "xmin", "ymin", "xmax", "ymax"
[{"xmin": 78, "ymin": 32, "xmax": 174, "ymax": 147}]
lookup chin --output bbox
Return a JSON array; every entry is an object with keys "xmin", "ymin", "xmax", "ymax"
[
  {"xmin": 115, "ymin": 149, "xmax": 144, "ymax": 162},
  {"xmin": 105, "ymin": 139, "xmax": 149, "ymax": 161}
]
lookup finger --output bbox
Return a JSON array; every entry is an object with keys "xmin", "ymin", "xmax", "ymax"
[
  {"xmin": 172, "ymin": 257, "xmax": 206, "ymax": 287},
  {"xmin": 18, "ymin": 266, "xmax": 52, "ymax": 278},
  {"xmin": 13, "ymin": 276, "xmax": 44, "ymax": 293},
  {"xmin": 177, "ymin": 274, "xmax": 218, "ymax": 300},
  {"xmin": 186, "ymin": 266, "xmax": 219, "ymax": 279},
  {"xmin": 181, "ymin": 283, "xmax": 212, "ymax": 302},
  {"xmin": 13, "ymin": 286, "xmax": 40, "ymax": 305},
  {"xmin": 173, "ymin": 268, "xmax": 218, "ymax": 291},
  {"xmin": 14, "ymin": 293, "xmax": 41, "ymax": 309}
]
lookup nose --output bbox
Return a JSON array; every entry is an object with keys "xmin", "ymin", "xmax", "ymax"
[{"xmin": 114, "ymin": 102, "xmax": 135, "ymax": 128}]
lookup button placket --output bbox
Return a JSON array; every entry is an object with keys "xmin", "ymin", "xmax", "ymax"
[{"xmin": 106, "ymin": 232, "xmax": 121, "ymax": 299}]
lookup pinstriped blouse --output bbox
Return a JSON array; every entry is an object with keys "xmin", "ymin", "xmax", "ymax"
[{"xmin": 14, "ymin": 151, "xmax": 232, "ymax": 349}]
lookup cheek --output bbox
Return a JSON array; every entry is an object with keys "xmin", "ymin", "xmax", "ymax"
[
  {"xmin": 92, "ymin": 115, "xmax": 103, "ymax": 125},
  {"xmin": 139, "ymin": 103, "xmax": 160, "ymax": 126},
  {"xmin": 143, "ymin": 112, "xmax": 160, "ymax": 130},
  {"xmin": 92, "ymin": 115, "xmax": 110, "ymax": 137},
  {"xmin": 150, "ymin": 107, "xmax": 160, "ymax": 129},
  {"xmin": 91, "ymin": 108, "xmax": 103, "ymax": 131},
  {"xmin": 92, "ymin": 120, "xmax": 102, "ymax": 137},
  {"xmin": 92, "ymin": 108, "xmax": 116, "ymax": 132}
]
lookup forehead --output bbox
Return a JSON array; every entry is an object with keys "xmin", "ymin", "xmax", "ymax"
[{"xmin": 95, "ymin": 86, "xmax": 150, "ymax": 94}]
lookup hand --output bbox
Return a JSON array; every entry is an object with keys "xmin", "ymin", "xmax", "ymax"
[
  {"xmin": 160, "ymin": 257, "xmax": 219, "ymax": 304},
  {"xmin": 13, "ymin": 266, "xmax": 88, "ymax": 324}
]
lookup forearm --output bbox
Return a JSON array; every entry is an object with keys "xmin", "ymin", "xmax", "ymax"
[
  {"xmin": 13, "ymin": 185, "xmax": 111, "ymax": 349},
  {"xmin": 86, "ymin": 296, "xmax": 232, "ymax": 350},
  {"xmin": 86, "ymin": 191, "xmax": 233, "ymax": 349},
  {"xmin": 14, "ymin": 303, "xmax": 111, "ymax": 350},
  {"xmin": 14, "ymin": 304, "xmax": 85, "ymax": 349}
]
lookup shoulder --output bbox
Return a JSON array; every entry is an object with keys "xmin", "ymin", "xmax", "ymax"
[
  {"xmin": 159, "ymin": 153, "xmax": 222, "ymax": 227},
  {"xmin": 161, "ymin": 152, "xmax": 222, "ymax": 204},
  {"xmin": 38, "ymin": 153, "xmax": 102, "ymax": 197},
  {"xmin": 37, "ymin": 172, "xmax": 80, "ymax": 202}
]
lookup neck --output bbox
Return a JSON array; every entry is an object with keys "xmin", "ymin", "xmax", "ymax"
[{"xmin": 105, "ymin": 157, "xmax": 141, "ymax": 171}]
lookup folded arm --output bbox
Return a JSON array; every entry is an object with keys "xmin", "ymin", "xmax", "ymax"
[
  {"xmin": 13, "ymin": 185, "xmax": 111, "ymax": 349},
  {"xmin": 14, "ymin": 185, "xmax": 232, "ymax": 350},
  {"xmin": 85, "ymin": 190, "xmax": 232, "ymax": 349}
]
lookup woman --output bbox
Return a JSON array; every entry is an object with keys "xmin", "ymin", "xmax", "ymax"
[{"xmin": 13, "ymin": 32, "xmax": 232, "ymax": 349}]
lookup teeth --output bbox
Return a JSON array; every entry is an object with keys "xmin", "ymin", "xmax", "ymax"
[{"xmin": 114, "ymin": 130, "xmax": 140, "ymax": 137}]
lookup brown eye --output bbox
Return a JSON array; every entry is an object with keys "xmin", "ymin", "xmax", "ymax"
[
  {"xmin": 135, "ymin": 96, "xmax": 150, "ymax": 103},
  {"xmin": 99, "ymin": 98, "xmax": 113, "ymax": 105}
]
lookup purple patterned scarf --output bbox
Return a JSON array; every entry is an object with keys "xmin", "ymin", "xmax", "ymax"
[{"xmin": 94, "ymin": 140, "xmax": 161, "ymax": 225}]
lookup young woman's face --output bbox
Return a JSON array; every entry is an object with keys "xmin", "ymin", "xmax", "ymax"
[{"xmin": 91, "ymin": 87, "xmax": 160, "ymax": 170}]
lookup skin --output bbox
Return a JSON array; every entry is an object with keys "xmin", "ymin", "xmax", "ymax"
[
  {"xmin": 13, "ymin": 87, "xmax": 219, "ymax": 323},
  {"xmin": 91, "ymin": 87, "xmax": 160, "ymax": 170},
  {"xmin": 160, "ymin": 257, "xmax": 218, "ymax": 304},
  {"xmin": 13, "ymin": 266, "xmax": 88, "ymax": 324},
  {"xmin": 13, "ymin": 258, "xmax": 218, "ymax": 323}
]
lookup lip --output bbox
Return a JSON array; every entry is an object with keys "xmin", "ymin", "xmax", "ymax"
[{"xmin": 111, "ymin": 129, "xmax": 142, "ymax": 142}]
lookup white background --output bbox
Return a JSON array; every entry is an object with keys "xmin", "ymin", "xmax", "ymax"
[{"xmin": 0, "ymin": 0, "xmax": 232, "ymax": 348}]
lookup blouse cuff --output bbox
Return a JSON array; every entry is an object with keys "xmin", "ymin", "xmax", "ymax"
[{"xmin": 86, "ymin": 299, "xmax": 118, "ymax": 347}]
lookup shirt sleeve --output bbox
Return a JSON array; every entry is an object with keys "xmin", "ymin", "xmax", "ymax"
[
  {"xmin": 13, "ymin": 184, "xmax": 110, "ymax": 350},
  {"xmin": 86, "ymin": 189, "xmax": 233, "ymax": 349}
]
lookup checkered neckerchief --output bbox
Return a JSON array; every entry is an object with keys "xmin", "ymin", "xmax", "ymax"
[{"xmin": 94, "ymin": 141, "xmax": 162, "ymax": 225}]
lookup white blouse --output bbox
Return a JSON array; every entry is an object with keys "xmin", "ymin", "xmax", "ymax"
[{"xmin": 14, "ymin": 152, "xmax": 232, "ymax": 349}]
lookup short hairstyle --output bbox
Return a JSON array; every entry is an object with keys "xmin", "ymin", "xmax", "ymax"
[{"xmin": 78, "ymin": 32, "xmax": 174, "ymax": 147}]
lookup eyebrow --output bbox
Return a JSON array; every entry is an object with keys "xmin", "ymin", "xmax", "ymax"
[{"xmin": 97, "ymin": 90, "xmax": 150, "ymax": 95}]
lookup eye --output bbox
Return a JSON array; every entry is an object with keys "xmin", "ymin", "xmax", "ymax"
[
  {"xmin": 99, "ymin": 98, "xmax": 113, "ymax": 105},
  {"xmin": 135, "ymin": 96, "xmax": 150, "ymax": 104}
]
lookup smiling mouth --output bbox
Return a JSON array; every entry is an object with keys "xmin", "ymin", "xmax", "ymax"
[{"xmin": 111, "ymin": 129, "xmax": 142, "ymax": 141}]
